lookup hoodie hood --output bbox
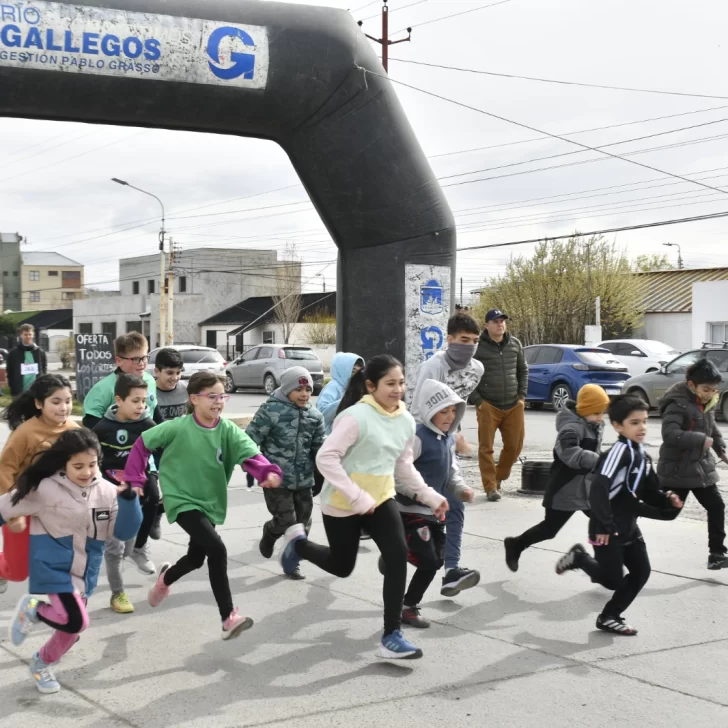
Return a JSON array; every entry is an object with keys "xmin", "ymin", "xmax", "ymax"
[
  {"xmin": 413, "ymin": 379, "xmax": 466, "ymax": 436},
  {"xmin": 556, "ymin": 401, "xmax": 589, "ymax": 430},
  {"xmin": 330, "ymin": 352, "xmax": 364, "ymax": 388},
  {"xmin": 104, "ymin": 404, "xmax": 153, "ymax": 423},
  {"xmin": 660, "ymin": 381, "xmax": 719, "ymax": 415}
]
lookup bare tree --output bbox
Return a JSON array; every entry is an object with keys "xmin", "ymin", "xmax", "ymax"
[{"xmin": 273, "ymin": 243, "xmax": 302, "ymax": 344}]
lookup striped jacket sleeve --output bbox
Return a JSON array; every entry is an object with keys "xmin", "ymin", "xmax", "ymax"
[{"xmin": 588, "ymin": 442, "xmax": 628, "ymax": 535}]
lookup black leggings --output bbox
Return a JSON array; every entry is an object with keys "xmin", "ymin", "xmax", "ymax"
[
  {"xmin": 576, "ymin": 538, "xmax": 651, "ymax": 618},
  {"xmin": 515, "ymin": 508, "xmax": 585, "ymax": 551},
  {"xmin": 295, "ymin": 498, "xmax": 408, "ymax": 635},
  {"xmin": 37, "ymin": 593, "xmax": 87, "ymax": 634},
  {"xmin": 163, "ymin": 509, "xmax": 232, "ymax": 621},
  {"xmin": 672, "ymin": 485, "xmax": 726, "ymax": 554},
  {"xmin": 134, "ymin": 491, "xmax": 161, "ymax": 550}
]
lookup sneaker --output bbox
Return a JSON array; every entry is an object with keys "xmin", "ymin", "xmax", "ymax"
[
  {"xmin": 287, "ymin": 564, "xmax": 306, "ymax": 580},
  {"xmin": 377, "ymin": 630, "xmax": 423, "ymax": 660},
  {"xmin": 259, "ymin": 529, "xmax": 276, "ymax": 559},
  {"xmin": 487, "ymin": 490, "xmax": 502, "ymax": 502},
  {"xmin": 596, "ymin": 614, "xmax": 638, "ymax": 636},
  {"xmin": 504, "ymin": 537, "xmax": 521, "ymax": 573},
  {"xmin": 9, "ymin": 595, "xmax": 40, "ymax": 647},
  {"xmin": 708, "ymin": 552, "xmax": 728, "ymax": 570},
  {"xmin": 221, "ymin": 607, "xmax": 254, "ymax": 641},
  {"xmin": 0, "ymin": 578, "xmax": 7, "ymax": 594},
  {"xmin": 378, "ymin": 555, "xmax": 386, "ymax": 576},
  {"xmin": 29, "ymin": 652, "xmax": 60, "ymax": 694},
  {"xmin": 280, "ymin": 523, "xmax": 306, "ymax": 576},
  {"xmin": 110, "ymin": 592, "xmax": 134, "ymax": 614},
  {"xmin": 148, "ymin": 562, "xmax": 171, "ymax": 608},
  {"xmin": 440, "ymin": 567, "xmax": 481, "ymax": 597},
  {"xmin": 128, "ymin": 546, "xmax": 156, "ymax": 575},
  {"xmin": 402, "ymin": 605, "xmax": 431, "ymax": 629},
  {"xmin": 555, "ymin": 544, "xmax": 587, "ymax": 575},
  {"xmin": 149, "ymin": 512, "xmax": 163, "ymax": 541}
]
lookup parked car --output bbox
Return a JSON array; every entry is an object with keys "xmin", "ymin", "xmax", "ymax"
[
  {"xmin": 597, "ymin": 339, "xmax": 681, "ymax": 376},
  {"xmin": 524, "ymin": 345, "xmax": 630, "ymax": 410},
  {"xmin": 623, "ymin": 346, "xmax": 728, "ymax": 419},
  {"xmin": 225, "ymin": 345, "xmax": 324, "ymax": 395},
  {"xmin": 147, "ymin": 345, "xmax": 226, "ymax": 380}
]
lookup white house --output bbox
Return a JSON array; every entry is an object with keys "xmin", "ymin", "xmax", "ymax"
[{"xmin": 692, "ymin": 280, "xmax": 728, "ymax": 349}]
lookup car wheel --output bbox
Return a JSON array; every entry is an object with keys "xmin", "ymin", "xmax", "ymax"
[
  {"xmin": 225, "ymin": 373, "xmax": 237, "ymax": 394},
  {"xmin": 264, "ymin": 374, "xmax": 277, "ymax": 395},
  {"xmin": 628, "ymin": 388, "xmax": 651, "ymax": 408},
  {"xmin": 550, "ymin": 384, "xmax": 572, "ymax": 411}
]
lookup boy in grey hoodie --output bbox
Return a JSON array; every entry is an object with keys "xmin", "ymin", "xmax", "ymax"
[{"xmin": 392, "ymin": 380, "xmax": 476, "ymax": 627}]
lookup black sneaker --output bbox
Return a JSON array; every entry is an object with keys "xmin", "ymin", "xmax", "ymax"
[
  {"xmin": 708, "ymin": 552, "xmax": 728, "ymax": 570},
  {"xmin": 259, "ymin": 530, "xmax": 276, "ymax": 559},
  {"xmin": 504, "ymin": 537, "xmax": 521, "ymax": 573},
  {"xmin": 596, "ymin": 614, "xmax": 638, "ymax": 636},
  {"xmin": 149, "ymin": 512, "xmax": 163, "ymax": 541},
  {"xmin": 440, "ymin": 567, "xmax": 481, "ymax": 597},
  {"xmin": 555, "ymin": 544, "xmax": 587, "ymax": 575},
  {"xmin": 378, "ymin": 555, "xmax": 386, "ymax": 576},
  {"xmin": 287, "ymin": 564, "xmax": 306, "ymax": 580},
  {"xmin": 402, "ymin": 606, "xmax": 431, "ymax": 629}
]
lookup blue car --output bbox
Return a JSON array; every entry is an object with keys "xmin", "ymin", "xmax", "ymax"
[{"xmin": 524, "ymin": 344, "xmax": 631, "ymax": 410}]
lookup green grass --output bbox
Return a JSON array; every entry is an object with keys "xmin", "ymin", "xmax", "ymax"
[{"xmin": 3, "ymin": 311, "xmax": 39, "ymax": 325}]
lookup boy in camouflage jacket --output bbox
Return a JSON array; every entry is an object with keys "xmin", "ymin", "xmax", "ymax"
[{"xmin": 247, "ymin": 367, "xmax": 325, "ymax": 579}]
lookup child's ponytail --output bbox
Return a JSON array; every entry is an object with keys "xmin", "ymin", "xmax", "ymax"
[
  {"xmin": 2, "ymin": 374, "xmax": 73, "ymax": 431},
  {"xmin": 336, "ymin": 369, "xmax": 368, "ymax": 416},
  {"xmin": 336, "ymin": 354, "xmax": 402, "ymax": 415},
  {"xmin": 12, "ymin": 429, "xmax": 101, "ymax": 506}
]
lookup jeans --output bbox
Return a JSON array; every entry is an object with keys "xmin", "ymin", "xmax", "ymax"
[
  {"xmin": 104, "ymin": 538, "xmax": 135, "ymax": 594},
  {"xmin": 444, "ymin": 487, "xmax": 464, "ymax": 571}
]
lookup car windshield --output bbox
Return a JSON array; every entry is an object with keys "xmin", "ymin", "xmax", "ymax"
[
  {"xmin": 577, "ymin": 351, "xmax": 623, "ymax": 367},
  {"xmin": 284, "ymin": 348, "xmax": 317, "ymax": 361},
  {"xmin": 642, "ymin": 341, "xmax": 679, "ymax": 356},
  {"xmin": 181, "ymin": 349, "xmax": 223, "ymax": 364}
]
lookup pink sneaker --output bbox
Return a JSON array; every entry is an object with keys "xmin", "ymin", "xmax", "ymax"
[
  {"xmin": 221, "ymin": 607, "xmax": 254, "ymax": 641},
  {"xmin": 148, "ymin": 563, "xmax": 171, "ymax": 608}
]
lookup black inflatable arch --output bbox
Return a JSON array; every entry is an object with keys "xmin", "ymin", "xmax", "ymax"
[{"xmin": 0, "ymin": 0, "xmax": 455, "ymax": 370}]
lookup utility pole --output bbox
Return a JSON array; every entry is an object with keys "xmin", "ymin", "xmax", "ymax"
[
  {"xmin": 358, "ymin": 2, "xmax": 412, "ymax": 73},
  {"xmin": 166, "ymin": 240, "xmax": 179, "ymax": 346}
]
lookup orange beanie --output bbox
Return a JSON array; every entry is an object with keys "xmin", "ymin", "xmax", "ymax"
[{"xmin": 576, "ymin": 384, "xmax": 610, "ymax": 417}]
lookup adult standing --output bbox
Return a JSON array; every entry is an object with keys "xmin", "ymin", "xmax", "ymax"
[
  {"xmin": 7, "ymin": 324, "xmax": 47, "ymax": 397},
  {"xmin": 470, "ymin": 310, "xmax": 528, "ymax": 501}
]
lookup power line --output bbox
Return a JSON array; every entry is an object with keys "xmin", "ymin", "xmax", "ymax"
[
  {"xmin": 350, "ymin": 0, "xmax": 381, "ymax": 14},
  {"xmin": 361, "ymin": 0, "xmax": 430, "ymax": 22},
  {"xmin": 388, "ymin": 58, "xmax": 728, "ymax": 101},
  {"xmin": 392, "ymin": 0, "xmax": 512, "ymax": 34}
]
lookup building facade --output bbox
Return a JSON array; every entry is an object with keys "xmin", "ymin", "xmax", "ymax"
[
  {"xmin": 692, "ymin": 280, "xmax": 728, "ymax": 349},
  {"xmin": 21, "ymin": 252, "xmax": 84, "ymax": 310},
  {"xmin": 0, "ymin": 232, "xmax": 22, "ymax": 311}
]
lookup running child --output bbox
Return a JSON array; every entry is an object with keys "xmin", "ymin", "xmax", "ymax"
[
  {"xmin": 393, "ymin": 380, "xmax": 476, "ymax": 628},
  {"xmin": 1, "ymin": 428, "xmax": 142, "ymax": 694},
  {"xmin": 247, "ymin": 367, "xmax": 325, "ymax": 579},
  {"xmin": 0, "ymin": 374, "xmax": 79, "ymax": 594},
  {"xmin": 657, "ymin": 358, "xmax": 728, "ymax": 569},
  {"xmin": 93, "ymin": 374, "xmax": 159, "ymax": 613},
  {"xmin": 122, "ymin": 371, "xmax": 283, "ymax": 639},
  {"xmin": 409, "ymin": 311, "xmax": 483, "ymax": 596},
  {"xmin": 316, "ymin": 352, "xmax": 364, "ymax": 435},
  {"xmin": 82, "ymin": 332, "xmax": 160, "ymax": 429},
  {"xmin": 279, "ymin": 355, "xmax": 449, "ymax": 660},
  {"xmin": 555, "ymin": 395, "xmax": 683, "ymax": 636},
  {"xmin": 504, "ymin": 384, "xmax": 609, "ymax": 572}
]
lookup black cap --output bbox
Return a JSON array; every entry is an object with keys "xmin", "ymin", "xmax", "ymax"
[{"xmin": 486, "ymin": 309, "xmax": 509, "ymax": 323}]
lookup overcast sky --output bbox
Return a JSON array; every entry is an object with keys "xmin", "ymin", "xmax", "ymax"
[{"xmin": 3, "ymin": 0, "xmax": 728, "ymax": 302}]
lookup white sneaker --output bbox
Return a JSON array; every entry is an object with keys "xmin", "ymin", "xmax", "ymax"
[
  {"xmin": 0, "ymin": 578, "xmax": 7, "ymax": 594},
  {"xmin": 128, "ymin": 546, "xmax": 156, "ymax": 575}
]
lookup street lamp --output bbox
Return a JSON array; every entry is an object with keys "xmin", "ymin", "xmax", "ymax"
[
  {"xmin": 663, "ymin": 242, "xmax": 684, "ymax": 269},
  {"xmin": 315, "ymin": 273, "xmax": 326, "ymax": 292},
  {"xmin": 111, "ymin": 178, "xmax": 169, "ymax": 344}
]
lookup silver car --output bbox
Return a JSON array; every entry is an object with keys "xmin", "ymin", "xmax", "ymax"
[
  {"xmin": 225, "ymin": 345, "xmax": 324, "ymax": 395},
  {"xmin": 147, "ymin": 345, "xmax": 226, "ymax": 380},
  {"xmin": 623, "ymin": 347, "xmax": 728, "ymax": 419}
]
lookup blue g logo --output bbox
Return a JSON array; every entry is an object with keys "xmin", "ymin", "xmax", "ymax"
[{"xmin": 207, "ymin": 26, "xmax": 256, "ymax": 81}]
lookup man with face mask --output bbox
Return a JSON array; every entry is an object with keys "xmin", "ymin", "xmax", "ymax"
[
  {"xmin": 409, "ymin": 312, "xmax": 483, "ymax": 598},
  {"xmin": 471, "ymin": 309, "xmax": 528, "ymax": 502}
]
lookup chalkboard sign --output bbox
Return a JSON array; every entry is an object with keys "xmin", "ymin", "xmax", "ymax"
[{"xmin": 75, "ymin": 334, "xmax": 115, "ymax": 403}]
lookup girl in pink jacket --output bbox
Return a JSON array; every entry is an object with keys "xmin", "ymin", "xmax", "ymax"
[{"xmin": 0, "ymin": 429, "xmax": 142, "ymax": 695}]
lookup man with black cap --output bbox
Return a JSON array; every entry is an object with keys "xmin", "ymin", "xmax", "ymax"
[{"xmin": 471, "ymin": 309, "xmax": 528, "ymax": 501}]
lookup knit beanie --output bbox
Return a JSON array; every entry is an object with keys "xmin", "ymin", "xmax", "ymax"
[
  {"xmin": 279, "ymin": 366, "xmax": 313, "ymax": 396},
  {"xmin": 576, "ymin": 384, "xmax": 610, "ymax": 417}
]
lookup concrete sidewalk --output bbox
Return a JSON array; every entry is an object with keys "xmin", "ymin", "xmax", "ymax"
[{"xmin": 1, "ymin": 468, "xmax": 727, "ymax": 727}]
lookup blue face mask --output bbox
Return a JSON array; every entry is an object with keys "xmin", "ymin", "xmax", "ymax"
[{"xmin": 445, "ymin": 343, "xmax": 477, "ymax": 370}]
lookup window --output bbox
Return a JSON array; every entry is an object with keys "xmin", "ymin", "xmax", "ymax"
[
  {"xmin": 63, "ymin": 292, "xmax": 77, "ymax": 300},
  {"xmin": 101, "ymin": 322, "xmax": 117, "ymax": 339},
  {"xmin": 126, "ymin": 321, "xmax": 142, "ymax": 334},
  {"xmin": 258, "ymin": 347, "xmax": 274, "ymax": 360},
  {"xmin": 181, "ymin": 349, "xmax": 224, "ymax": 364},
  {"xmin": 48, "ymin": 270, "xmax": 58, "ymax": 277},
  {"xmin": 29, "ymin": 270, "xmax": 40, "ymax": 281},
  {"xmin": 132, "ymin": 281, "xmax": 140, "ymax": 295},
  {"xmin": 200, "ymin": 351, "xmax": 225, "ymax": 364},
  {"xmin": 79, "ymin": 323, "xmax": 93, "ymax": 335},
  {"xmin": 2, "ymin": 271, "xmax": 6, "ymax": 277},
  {"xmin": 263, "ymin": 331, "xmax": 275, "ymax": 344},
  {"xmin": 13, "ymin": 271, "xmax": 18, "ymax": 276},
  {"xmin": 577, "ymin": 351, "xmax": 624, "ymax": 368},
  {"xmin": 62, "ymin": 270, "xmax": 81, "ymax": 288},
  {"xmin": 666, "ymin": 351, "xmax": 702, "ymax": 375},
  {"xmin": 284, "ymin": 347, "xmax": 318, "ymax": 361},
  {"xmin": 709, "ymin": 322, "xmax": 728, "ymax": 345},
  {"xmin": 179, "ymin": 276, "xmax": 187, "ymax": 293},
  {"xmin": 241, "ymin": 348, "xmax": 260, "ymax": 363},
  {"xmin": 598, "ymin": 342, "xmax": 617, "ymax": 353},
  {"xmin": 616, "ymin": 343, "xmax": 644, "ymax": 357},
  {"xmin": 148, "ymin": 280, "xmax": 155, "ymax": 294},
  {"xmin": 705, "ymin": 350, "xmax": 728, "ymax": 372},
  {"xmin": 535, "ymin": 347, "xmax": 563, "ymax": 365},
  {"xmin": 524, "ymin": 346, "xmax": 540, "ymax": 364},
  {"xmin": 29, "ymin": 291, "xmax": 41, "ymax": 303}
]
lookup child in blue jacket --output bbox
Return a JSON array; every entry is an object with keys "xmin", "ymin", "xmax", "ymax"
[{"xmin": 316, "ymin": 352, "xmax": 364, "ymax": 435}]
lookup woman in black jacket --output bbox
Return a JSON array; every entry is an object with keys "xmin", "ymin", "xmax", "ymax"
[{"xmin": 657, "ymin": 358, "xmax": 728, "ymax": 569}]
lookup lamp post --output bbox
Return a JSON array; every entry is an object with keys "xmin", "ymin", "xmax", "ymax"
[
  {"xmin": 111, "ymin": 178, "xmax": 167, "ymax": 345},
  {"xmin": 663, "ymin": 241, "xmax": 684, "ymax": 269}
]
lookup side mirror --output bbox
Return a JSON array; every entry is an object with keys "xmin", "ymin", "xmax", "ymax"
[
  {"xmin": 630, "ymin": 350, "xmax": 644, "ymax": 357},
  {"xmin": 659, "ymin": 363, "xmax": 667, "ymax": 374}
]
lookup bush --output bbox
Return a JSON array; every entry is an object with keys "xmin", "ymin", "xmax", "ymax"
[
  {"xmin": 57, "ymin": 336, "xmax": 75, "ymax": 369},
  {"xmin": 304, "ymin": 309, "xmax": 336, "ymax": 345}
]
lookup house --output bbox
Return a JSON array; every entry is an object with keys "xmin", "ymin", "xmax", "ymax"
[
  {"xmin": 634, "ymin": 267, "xmax": 728, "ymax": 350},
  {"xmin": 199, "ymin": 291, "xmax": 336, "ymax": 360},
  {"xmin": 21, "ymin": 252, "xmax": 84, "ymax": 310},
  {"xmin": 73, "ymin": 248, "xmax": 298, "ymax": 346},
  {"xmin": 692, "ymin": 280, "xmax": 728, "ymax": 349},
  {"xmin": 0, "ymin": 232, "xmax": 22, "ymax": 310}
]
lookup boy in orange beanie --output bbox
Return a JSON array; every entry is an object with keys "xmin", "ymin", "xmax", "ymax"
[{"xmin": 504, "ymin": 384, "xmax": 609, "ymax": 571}]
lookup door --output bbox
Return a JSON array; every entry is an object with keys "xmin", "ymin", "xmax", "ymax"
[
  {"xmin": 206, "ymin": 330, "xmax": 218, "ymax": 349},
  {"xmin": 524, "ymin": 347, "xmax": 540, "ymax": 400},
  {"xmin": 654, "ymin": 351, "xmax": 702, "ymax": 403},
  {"xmin": 232, "ymin": 348, "xmax": 260, "ymax": 387},
  {"xmin": 615, "ymin": 342, "xmax": 648, "ymax": 375},
  {"xmin": 251, "ymin": 346, "xmax": 274, "ymax": 386},
  {"xmin": 533, "ymin": 346, "xmax": 564, "ymax": 400}
]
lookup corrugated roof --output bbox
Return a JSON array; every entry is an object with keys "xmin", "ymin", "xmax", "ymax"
[
  {"xmin": 637, "ymin": 267, "xmax": 728, "ymax": 313},
  {"xmin": 21, "ymin": 251, "xmax": 82, "ymax": 267}
]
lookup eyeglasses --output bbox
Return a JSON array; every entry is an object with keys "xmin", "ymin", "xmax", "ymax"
[
  {"xmin": 193, "ymin": 394, "xmax": 231, "ymax": 403},
  {"xmin": 119, "ymin": 356, "xmax": 149, "ymax": 365}
]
